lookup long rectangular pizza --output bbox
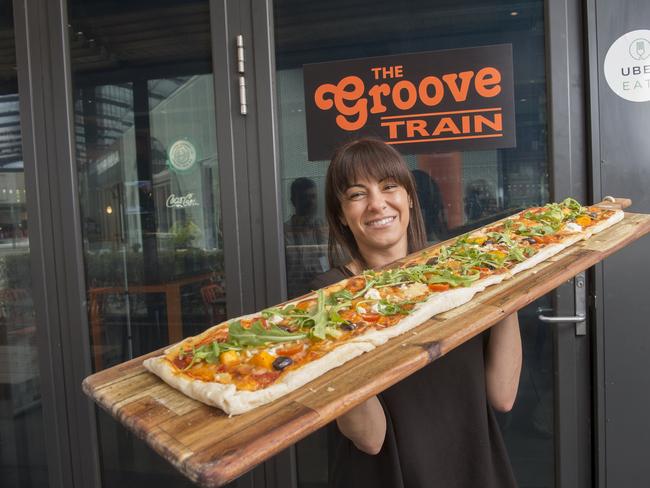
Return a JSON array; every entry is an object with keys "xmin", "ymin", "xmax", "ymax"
[{"xmin": 143, "ymin": 198, "xmax": 623, "ymax": 415}]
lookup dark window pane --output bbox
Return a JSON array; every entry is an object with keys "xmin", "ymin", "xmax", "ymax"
[
  {"xmin": 0, "ymin": 2, "xmax": 50, "ymax": 486},
  {"xmin": 69, "ymin": 1, "xmax": 229, "ymax": 486},
  {"xmin": 274, "ymin": 1, "xmax": 554, "ymax": 487}
]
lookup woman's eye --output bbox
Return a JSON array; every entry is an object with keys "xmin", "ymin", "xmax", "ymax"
[
  {"xmin": 384, "ymin": 183, "xmax": 399, "ymax": 191},
  {"xmin": 348, "ymin": 192, "xmax": 365, "ymax": 200}
]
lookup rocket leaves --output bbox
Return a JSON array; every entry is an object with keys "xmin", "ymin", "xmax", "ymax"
[{"xmin": 228, "ymin": 320, "xmax": 307, "ymax": 347}]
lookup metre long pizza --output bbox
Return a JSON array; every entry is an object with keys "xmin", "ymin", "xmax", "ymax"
[{"xmin": 144, "ymin": 198, "xmax": 623, "ymax": 415}]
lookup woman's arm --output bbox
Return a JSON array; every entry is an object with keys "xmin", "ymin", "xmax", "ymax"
[
  {"xmin": 336, "ymin": 395, "xmax": 387, "ymax": 455},
  {"xmin": 485, "ymin": 312, "xmax": 522, "ymax": 412}
]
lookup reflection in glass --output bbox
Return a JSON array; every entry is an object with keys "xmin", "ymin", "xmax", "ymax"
[
  {"xmin": 0, "ymin": 3, "xmax": 50, "ymax": 486},
  {"xmin": 284, "ymin": 177, "xmax": 328, "ymax": 298},
  {"xmin": 69, "ymin": 0, "xmax": 232, "ymax": 486},
  {"xmin": 274, "ymin": 0, "xmax": 554, "ymax": 487}
]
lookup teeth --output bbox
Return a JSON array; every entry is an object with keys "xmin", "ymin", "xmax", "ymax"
[{"xmin": 367, "ymin": 216, "xmax": 395, "ymax": 227}]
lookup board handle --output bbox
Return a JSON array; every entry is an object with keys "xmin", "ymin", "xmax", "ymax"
[{"xmin": 594, "ymin": 196, "xmax": 632, "ymax": 210}]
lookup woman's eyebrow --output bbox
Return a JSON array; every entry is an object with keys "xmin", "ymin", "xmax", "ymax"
[{"xmin": 346, "ymin": 183, "xmax": 367, "ymax": 190}]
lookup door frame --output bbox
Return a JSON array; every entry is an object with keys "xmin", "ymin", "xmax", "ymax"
[
  {"xmin": 14, "ymin": 0, "xmax": 281, "ymax": 486},
  {"xmin": 13, "ymin": 0, "xmax": 597, "ymax": 486},
  {"xmin": 545, "ymin": 0, "xmax": 593, "ymax": 486},
  {"xmin": 251, "ymin": 0, "xmax": 595, "ymax": 487}
]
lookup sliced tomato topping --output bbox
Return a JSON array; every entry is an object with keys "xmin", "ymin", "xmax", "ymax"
[
  {"xmin": 339, "ymin": 309, "xmax": 361, "ymax": 323},
  {"xmin": 172, "ymin": 355, "xmax": 191, "ymax": 370},
  {"xmin": 295, "ymin": 299, "xmax": 317, "ymax": 311},
  {"xmin": 361, "ymin": 312, "xmax": 381, "ymax": 322},
  {"xmin": 378, "ymin": 315, "xmax": 401, "ymax": 327},
  {"xmin": 253, "ymin": 371, "xmax": 281, "ymax": 388},
  {"xmin": 345, "ymin": 277, "xmax": 366, "ymax": 293},
  {"xmin": 428, "ymin": 283, "xmax": 450, "ymax": 292},
  {"xmin": 534, "ymin": 235, "xmax": 560, "ymax": 244},
  {"xmin": 276, "ymin": 343, "xmax": 304, "ymax": 356}
]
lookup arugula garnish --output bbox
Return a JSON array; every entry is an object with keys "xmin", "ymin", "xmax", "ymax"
[
  {"xmin": 426, "ymin": 268, "xmax": 480, "ymax": 287},
  {"xmin": 228, "ymin": 320, "xmax": 307, "ymax": 347},
  {"xmin": 377, "ymin": 300, "xmax": 415, "ymax": 316},
  {"xmin": 182, "ymin": 341, "xmax": 241, "ymax": 370},
  {"xmin": 309, "ymin": 289, "xmax": 331, "ymax": 340}
]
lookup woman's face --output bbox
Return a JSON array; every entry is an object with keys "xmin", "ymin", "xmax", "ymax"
[{"xmin": 340, "ymin": 176, "xmax": 410, "ymax": 259}]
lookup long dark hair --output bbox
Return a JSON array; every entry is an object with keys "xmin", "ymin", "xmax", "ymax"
[{"xmin": 325, "ymin": 138, "xmax": 427, "ymax": 269}]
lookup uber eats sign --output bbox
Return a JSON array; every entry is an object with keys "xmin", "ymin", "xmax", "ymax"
[{"xmin": 303, "ymin": 44, "xmax": 516, "ymax": 160}]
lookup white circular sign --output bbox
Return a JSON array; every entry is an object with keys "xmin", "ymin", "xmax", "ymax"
[
  {"xmin": 168, "ymin": 140, "xmax": 197, "ymax": 172},
  {"xmin": 604, "ymin": 29, "xmax": 650, "ymax": 102}
]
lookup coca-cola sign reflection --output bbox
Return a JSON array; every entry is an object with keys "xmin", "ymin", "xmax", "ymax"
[{"xmin": 166, "ymin": 193, "xmax": 200, "ymax": 208}]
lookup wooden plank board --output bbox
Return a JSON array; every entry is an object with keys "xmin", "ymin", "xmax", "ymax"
[{"xmin": 83, "ymin": 209, "xmax": 650, "ymax": 488}]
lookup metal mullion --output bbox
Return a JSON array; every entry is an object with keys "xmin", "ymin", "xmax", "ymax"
[
  {"xmin": 209, "ymin": 0, "xmax": 245, "ymax": 320},
  {"xmin": 545, "ymin": 0, "xmax": 592, "ymax": 487},
  {"xmin": 12, "ymin": 1, "xmax": 74, "ymax": 487},
  {"xmin": 43, "ymin": 2, "xmax": 103, "ymax": 486},
  {"xmin": 584, "ymin": 0, "xmax": 606, "ymax": 486},
  {"xmin": 14, "ymin": 0, "xmax": 102, "ymax": 487},
  {"xmin": 249, "ymin": 0, "xmax": 287, "ymax": 308},
  {"xmin": 247, "ymin": 1, "xmax": 296, "ymax": 487}
]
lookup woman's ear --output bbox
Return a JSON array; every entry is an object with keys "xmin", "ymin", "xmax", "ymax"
[{"xmin": 339, "ymin": 214, "xmax": 348, "ymax": 227}]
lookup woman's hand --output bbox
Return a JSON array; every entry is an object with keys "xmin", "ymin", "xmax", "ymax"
[
  {"xmin": 485, "ymin": 312, "xmax": 522, "ymax": 412},
  {"xmin": 336, "ymin": 395, "xmax": 387, "ymax": 455}
]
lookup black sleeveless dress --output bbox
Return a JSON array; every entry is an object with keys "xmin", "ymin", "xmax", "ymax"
[{"xmin": 310, "ymin": 267, "xmax": 518, "ymax": 488}]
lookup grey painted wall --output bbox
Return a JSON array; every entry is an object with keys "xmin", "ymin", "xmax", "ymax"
[{"xmin": 594, "ymin": 1, "xmax": 650, "ymax": 485}]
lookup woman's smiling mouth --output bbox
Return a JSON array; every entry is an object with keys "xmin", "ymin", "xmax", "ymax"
[{"xmin": 365, "ymin": 215, "xmax": 397, "ymax": 228}]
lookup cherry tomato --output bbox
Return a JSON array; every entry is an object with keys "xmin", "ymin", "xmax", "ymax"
[
  {"xmin": 253, "ymin": 371, "xmax": 281, "ymax": 388},
  {"xmin": 276, "ymin": 343, "xmax": 304, "ymax": 356},
  {"xmin": 428, "ymin": 283, "xmax": 450, "ymax": 292},
  {"xmin": 295, "ymin": 299, "xmax": 317, "ymax": 311},
  {"xmin": 345, "ymin": 277, "xmax": 366, "ymax": 293},
  {"xmin": 361, "ymin": 313, "xmax": 381, "ymax": 323}
]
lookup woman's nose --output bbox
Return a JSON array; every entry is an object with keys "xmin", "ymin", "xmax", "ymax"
[{"xmin": 366, "ymin": 190, "xmax": 387, "ymax": 212}]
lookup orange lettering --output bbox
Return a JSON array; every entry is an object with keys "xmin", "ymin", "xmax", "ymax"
[
  {"xmin": 368, "ymin": 84, "xmax": 390, "ymax": 114},
  {"xmin": 406, "ymin": 120, "xmax": 428, "ymax": 138},
  {"xmin": 475, "ymin": 67, "xmax": 501, "ymax": 97},
  {"xmin": 474, "ymin": 113, "xmax": 502, "ymax": 132},
  {"xmin": 314, "ymin": 76, "xmax": 367, "ymax": 131},
  {"xmin": 418, "ymin": 76, "xmax": 444, "ymax": 106},
  {"xmin": 314, "ymin": 83, "xmax": 336, "ymax": 110},
  {"xmin": 392, "ymin": 80, "xmax": 417, "ymax": 110},
  {"xmin": 442, "ymin": 71, "xmax": 475, "ymax": 102},
  {"xmin": 461, "ymin": 115, "xmax": 471, "ymax": 133},
  {"xmin": 431, "ymin": 117, "xmax": 461, "ymax": 135},
  {"xmin": 381, "ymin": 120, "xmax": 405, "ymax": 139}
]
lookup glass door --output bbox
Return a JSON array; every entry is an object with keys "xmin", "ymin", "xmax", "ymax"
[
  {"xmin": 67, "ymin": 1, "xmax": 247, "ymax": 486},
  {"xmin": 0, "ymin": 2, "xmax": 49, "ymax": 486},
  {"xmin": 271, "ymin": 0, "xmax": 587, "ymax": 487}
]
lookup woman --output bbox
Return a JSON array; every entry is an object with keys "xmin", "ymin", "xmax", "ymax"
[{"xmin": 311, "ymin": 138, "xmax": 522, "ymax": 488}]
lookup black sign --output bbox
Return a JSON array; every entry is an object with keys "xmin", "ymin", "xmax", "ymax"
[{"xmin": 303, "ymin": 44, "xmax": 516, "ymax": 160}]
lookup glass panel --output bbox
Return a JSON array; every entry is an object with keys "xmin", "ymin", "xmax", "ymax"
[
  {"xmin": 69, "ymin": 1, "xmax": 232, "ymax": 486},
  {"xmin": 274, "ymin": 1, "xmax": 554, "ymax": 487},
  {"xmin": 0, "ymin": 2, "xmax": 50, "ymax": 486}
]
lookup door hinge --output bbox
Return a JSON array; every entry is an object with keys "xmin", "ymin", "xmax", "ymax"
[{"xmin": 236, "ymin": 34, "xmax": 247, "ymax": 115}]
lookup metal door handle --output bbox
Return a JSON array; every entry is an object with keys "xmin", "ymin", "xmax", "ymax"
[
  {"xmin": 535, "ymin": 271, "xmax": 587, "ymax": 335},
  {"xmin": 537, "ymin": 312, "xmax": 585, "ymax": 323}
]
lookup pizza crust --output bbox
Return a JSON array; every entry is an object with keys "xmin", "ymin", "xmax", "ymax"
[
  {"xmin": 144, "ymin": 208, "xmax": 625, "ymax": 415},
  {"xmin": 144, "ymin": 341, "xmax": 375, "ymax": 415}
]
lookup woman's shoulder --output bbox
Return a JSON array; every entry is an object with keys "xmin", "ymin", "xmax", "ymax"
[{"xmin": 309, "ymin": 265, "xmax": 354, "ymax": 290}]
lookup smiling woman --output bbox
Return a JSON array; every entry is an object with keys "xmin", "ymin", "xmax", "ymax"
[
  {"xmin": 310, "ymin": 137, "xmax": 521, "ymax": 488},
  {"xmin": 325, "ymin": 138, "xmax": 426, "ymax": 271}
]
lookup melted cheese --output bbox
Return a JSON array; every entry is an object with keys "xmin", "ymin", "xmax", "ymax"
[
  {"xmin": 564, "ymin": 222, "xmax": 582, "ymax": 233},
  {"xmin": 364, "ymin": 288, "xmax": 381, "ymax": 300},
  {"xmin": 402, "ymin": 282, "xmax": 429, "ymax": 300}
]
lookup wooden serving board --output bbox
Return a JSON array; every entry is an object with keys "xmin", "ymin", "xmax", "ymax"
[{"xmin": 83, "ymin": 201, "xmax": 649, "ymax": 488}]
